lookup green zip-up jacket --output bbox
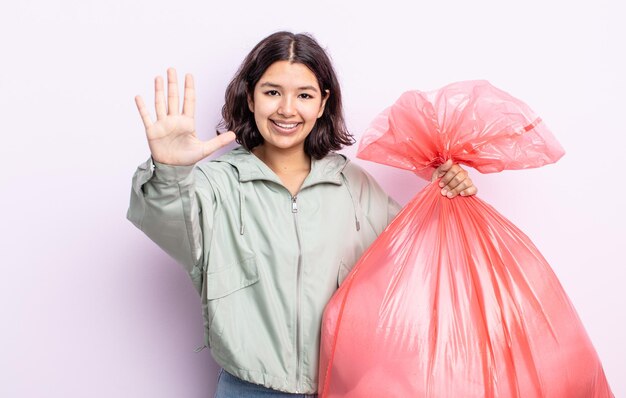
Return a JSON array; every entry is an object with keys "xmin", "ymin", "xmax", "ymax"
[{"xmin": 127, "ymin": 147, "xmax": 401, "ymax": 394}]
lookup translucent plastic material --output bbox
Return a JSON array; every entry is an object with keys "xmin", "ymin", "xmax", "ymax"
[{"xmin": 319, "ymin": 81, "xmax": 613, "ymax": 397}]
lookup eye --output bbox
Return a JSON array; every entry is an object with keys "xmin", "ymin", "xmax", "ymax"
[
  {"xmin": 299, "ymin": 93, "xmax": 314, "ymax": 99},
  {"xmin": 264, "ymin": 90, "xmax": 280, "ymax": 96}
]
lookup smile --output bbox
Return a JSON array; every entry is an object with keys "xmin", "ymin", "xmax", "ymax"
[{"xmin": 271, "ymin": 120, "xmax": 301, "ymax": 132}]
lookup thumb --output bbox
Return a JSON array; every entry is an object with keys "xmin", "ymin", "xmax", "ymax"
[{"xmin": 202, "ymin": 131, "xmax": 237, "ymax": 158}]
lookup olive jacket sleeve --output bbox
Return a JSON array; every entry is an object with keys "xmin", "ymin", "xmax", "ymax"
[{"xmin": 126, "ymin": 157, "xmax": 216, "ymax": 293}]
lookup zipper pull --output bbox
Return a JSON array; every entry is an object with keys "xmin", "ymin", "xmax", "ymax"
[{"xmin": 292, "ymin": 196, "xmax": 298, "ymax": 213}]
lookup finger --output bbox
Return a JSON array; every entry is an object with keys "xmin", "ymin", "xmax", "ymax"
[
  {"xmin": 433, "ymin": 159, "xmax": 453, "ymax": 183},
  {"xmin": 440, "ymin": 165, "xmax": 464, "ymax": 191},
  {"xmin": 167, "ymin": 67, "xmax": 180, "ymax": 115},
  {"xmin": 460, "ymin": 185, "xmax": 478, "ymax": 197},
  {"xmin": 202, "ymin": 131, "xmax": 237, "ymax": 158},
  {"xmin": 155, "ymin": 76, "xmax": 166, "ymax": 120},
  {"xmin": 445, "ymin": 177, "xmax": 473, "ymax": 198},
  {"xmin": 182, "ymin": 73, "xmax": 196, "ymax": 117},
  {"xmin": 135, "ymin": 95, "xmax": 153, "ymax": 129}
]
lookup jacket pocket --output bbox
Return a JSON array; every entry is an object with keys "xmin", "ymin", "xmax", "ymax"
[
  {"xmin": 206, "ymin": 256, "xmax": 260, "ymax": 300},
  {"xmin": 337, "ymin": 260, "xmax": 352, "ymax": 287},
  {"xmin": 205, "ymin": 256, "xmax": 260, "ymax": 355}
]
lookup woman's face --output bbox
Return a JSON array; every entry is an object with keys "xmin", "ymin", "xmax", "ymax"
[{"xmin": 248, "ymin": 60, "xmax": 328, "ymax": 155}]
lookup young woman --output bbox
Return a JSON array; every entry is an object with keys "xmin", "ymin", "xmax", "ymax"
[{"xmin": 128, "ymin": 31, "xmax": 477, "ymax": 397}]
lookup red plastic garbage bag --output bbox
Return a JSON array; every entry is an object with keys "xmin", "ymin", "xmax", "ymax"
[{"xmin": 319, "ymin": 81, "xmax": 613, "ymax": 398}]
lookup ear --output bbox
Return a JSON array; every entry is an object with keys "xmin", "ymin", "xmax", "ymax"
[
  {"xmin": 317, "ymin": 89, "xmax": 330, "ymax": 119},
  {"xmin": 247, "ymin": 92, "xmax": 254, "ymax": 113}
]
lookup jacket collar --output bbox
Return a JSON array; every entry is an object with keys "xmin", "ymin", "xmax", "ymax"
[{"xmin": 213, "ymin": 147, "xmax": 348, "ymax": 189}]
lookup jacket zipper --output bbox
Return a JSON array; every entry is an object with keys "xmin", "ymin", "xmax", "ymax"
[{"xmin": 291, "ymin": 195, "xmax": 303, "ymax": 393}]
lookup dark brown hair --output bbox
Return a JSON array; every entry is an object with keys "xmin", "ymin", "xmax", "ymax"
[{"xmin": 219, "ymin": 31, "xmax": 354, "ymax": 159}]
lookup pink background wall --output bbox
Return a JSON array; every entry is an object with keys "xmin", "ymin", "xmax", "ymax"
[{"xmin": 1, "ymin": 0, "xmax": 624, "ymax": 396}]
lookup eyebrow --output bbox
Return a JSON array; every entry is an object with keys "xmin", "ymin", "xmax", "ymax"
[{"xmin": 259, "ymin": 82, "xmax": 319, "ymax": 92}]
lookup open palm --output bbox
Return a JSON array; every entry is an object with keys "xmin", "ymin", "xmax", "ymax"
[{"xmin": 135, "ymin": 68, "xmax": 235, "ymax": 166}]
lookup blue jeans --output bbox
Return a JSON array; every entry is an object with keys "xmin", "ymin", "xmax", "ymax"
[{"xmin": 214, "ymin": 369, "xmax": 318, "ymax": 398}]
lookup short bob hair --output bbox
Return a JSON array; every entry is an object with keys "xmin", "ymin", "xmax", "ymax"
[{"xmin": 219, "ymin": 31, "xmax": 354, "ymax": 159}]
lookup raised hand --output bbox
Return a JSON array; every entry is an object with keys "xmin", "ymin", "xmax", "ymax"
[{"xmin": 135, "ymin": 68, "xmax": 236, "ymax": 166}]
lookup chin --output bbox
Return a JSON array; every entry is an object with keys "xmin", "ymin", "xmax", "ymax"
[{"xmin": 266, "ymin": 137, "xmax": 307, "ymax": 151}]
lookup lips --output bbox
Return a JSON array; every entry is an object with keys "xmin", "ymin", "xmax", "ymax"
[{"xmin": 271, "ymin": 119, "xmax": 301, "ymax": 134}]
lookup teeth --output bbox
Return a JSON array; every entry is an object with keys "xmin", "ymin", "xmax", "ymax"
[{"xmin": 274, "ymin": 121, "xmax": 299, "ymax": 129}]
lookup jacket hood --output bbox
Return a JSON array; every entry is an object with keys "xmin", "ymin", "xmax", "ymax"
[
  {"xmin": 213, "ymin": 147, "xmax": 349, "ymax": 189},
  {"xmin": 211, "ymin": 147, "xmax": 360, "ymax": 236}
]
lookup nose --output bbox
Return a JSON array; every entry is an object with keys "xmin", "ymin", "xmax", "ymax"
[{"xmin": 277, "ymin": 95, "xmax": 296, "ymax": 117}]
